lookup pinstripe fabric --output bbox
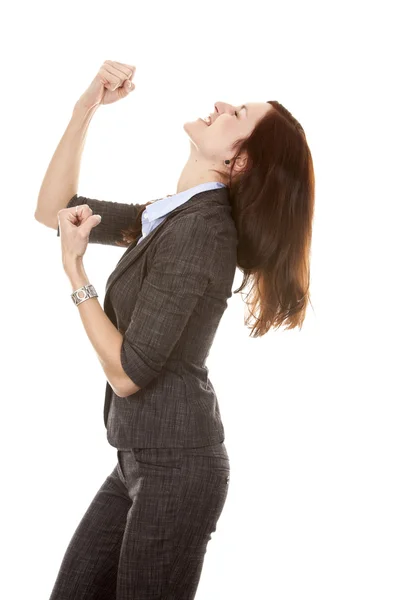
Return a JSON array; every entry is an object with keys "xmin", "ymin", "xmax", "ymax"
[
  {"xmin": 135, "ymin": 182, "xmax": 227, "ymax": 244},
  {"xmin": 49, "ymin": 442, "xmax": 230, "ymax": 599},
  {"xmin": 57, "ymin": 186, "xmax": 238, "ymax": 450},
  {"xmin": 52, "ymin": 186, "xmax": 236, "ymax": 598}
]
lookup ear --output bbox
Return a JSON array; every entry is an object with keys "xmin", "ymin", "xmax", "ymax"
[{"xmin": 233, "ymin": 154, "xmax": 248, "ymax": 174}]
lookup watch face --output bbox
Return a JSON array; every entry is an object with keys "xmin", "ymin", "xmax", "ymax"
[
  {"xmin": 72, "ymin": 286, "xmax": 87, "ymax": 305},
  {"xmin": 72, "ymin": 284, "xmax": 97, "ymax": 305}
]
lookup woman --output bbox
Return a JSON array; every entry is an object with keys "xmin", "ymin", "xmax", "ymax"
[{"xmin": 35, "ymin": 60, "xmax": 315, "ymax": 599}]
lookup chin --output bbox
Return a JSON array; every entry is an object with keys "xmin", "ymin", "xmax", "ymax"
[
  {"xmin": 184, "ymin": 118, "xmax": 209, "ymax": 128},
  {"xmin": 183, "ymin": 120, "xmax": 204, "ymax": 145},
  {"xmin": 184, "ymin": 118, "xmax": 209, "ymax": 135}
]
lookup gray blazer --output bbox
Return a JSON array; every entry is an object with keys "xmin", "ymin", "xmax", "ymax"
[{"xmin": 57, "ymin": 186, "xmax": 238, "ymax": 449}]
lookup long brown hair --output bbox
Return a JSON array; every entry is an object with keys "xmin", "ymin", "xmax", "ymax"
[
  {"xmin": 211, "ymin": 100, "xmax": 315, "ymax": 336},
  {"xmin": 121, "ymin": 100, "xmax": 315, "ymax": 337},
  {"xmin": 119, "ymin": 201, "xmax": 154, "ymax": 247}
]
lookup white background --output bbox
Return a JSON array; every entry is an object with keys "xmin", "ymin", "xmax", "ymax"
[{"xmin": 1, "ymin": 0, "xmax": 399, "ymax": 598}]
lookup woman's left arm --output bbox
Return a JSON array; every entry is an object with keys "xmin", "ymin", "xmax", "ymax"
[{"xmin": 65, "ymin": 258, "xmax": 140, "ymax": 398}]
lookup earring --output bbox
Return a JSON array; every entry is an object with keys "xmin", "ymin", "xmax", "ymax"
[{"xmin": 224, "ymin": 159, "xmax": 230, "ymax": 165}]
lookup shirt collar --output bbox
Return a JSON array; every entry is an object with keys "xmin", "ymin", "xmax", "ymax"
[{"xmin": 144, "ymin": 181, "xmax": 227, "ymax": 223}]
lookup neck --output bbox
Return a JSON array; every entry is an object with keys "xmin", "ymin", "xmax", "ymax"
[{"xmin": 176, "ymin": 154, "xmax": 226, "ymax": 194}]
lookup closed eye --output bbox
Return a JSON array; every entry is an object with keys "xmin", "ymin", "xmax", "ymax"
[
  {"xmin": 235, "ymin": 105, "xmax": 247, "ymax": 118},
  {"xmin": 235, "ymin": 105, "xmax": 246, "ymax": 117}
]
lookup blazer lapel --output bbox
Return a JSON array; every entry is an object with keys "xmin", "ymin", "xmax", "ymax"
[
  {"xmin": 103, "ymin": 186, "xmax": 231, "ymax": 308},
  {"xmin": 104, "ymin": 207, "xmax": 176, "ymax": 305}
]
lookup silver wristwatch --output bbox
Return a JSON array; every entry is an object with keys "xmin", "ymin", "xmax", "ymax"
[{"xmin": 71, "ymin": 284, "xmax": 98, "ymax": 306}]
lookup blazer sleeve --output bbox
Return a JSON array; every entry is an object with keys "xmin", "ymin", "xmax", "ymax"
[
  {"xmin": 120, "ymin": 214, "xmax": 217, "ymax": 390},
  {"xmin": 56, "ymin": 193, "xmax": 143, "ymax": 247}
]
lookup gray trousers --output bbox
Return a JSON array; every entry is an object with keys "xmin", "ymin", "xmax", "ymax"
[{"xmin": 48, "ymin": 441, "xmax": 230, "ymax": 599}]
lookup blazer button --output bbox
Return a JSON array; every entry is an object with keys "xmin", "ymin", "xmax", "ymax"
[{"xmin": 226, "ymin": 475, "xmax": 230, "ymax": 484}]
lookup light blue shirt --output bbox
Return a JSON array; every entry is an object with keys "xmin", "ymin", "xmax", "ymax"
[{"xmin": 137, "ymin": 181, "xmax": 227, "ymax": 245}]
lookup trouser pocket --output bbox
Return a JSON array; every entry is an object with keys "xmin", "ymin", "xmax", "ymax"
[{"xmin": 117, "ymin": 450, "xmax": 126, "ymax": 483}]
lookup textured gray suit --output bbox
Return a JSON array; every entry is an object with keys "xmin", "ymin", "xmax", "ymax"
[
  {"xmin": 57, "ymin": 186, "xmax": 238, "ymax": 450},
  {"xmin": 51, "ymin": 186, "xmax": 236, "ymax": 599}
]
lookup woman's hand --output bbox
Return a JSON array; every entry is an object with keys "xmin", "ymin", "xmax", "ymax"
[
  {"xmin": 57, "ymin": 204, "xmax": 102, "ymax": 271},
  {"xmin": 75, "ymin": 60, "xmax": 136, "ymax": 111}
]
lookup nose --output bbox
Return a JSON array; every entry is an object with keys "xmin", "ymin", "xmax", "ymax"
[{"xmin": 214, "ymin": 102, "xmax": 235, "ymax": 117}]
